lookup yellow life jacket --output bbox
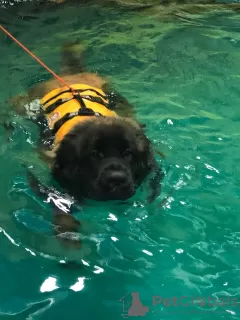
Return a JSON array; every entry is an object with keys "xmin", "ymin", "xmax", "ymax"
[{"xmin": 40, "ymin": 84, "xmax": 118, "ymax": 146}]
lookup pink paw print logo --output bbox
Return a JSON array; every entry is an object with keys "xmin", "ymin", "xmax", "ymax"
[{"xmin": 120, "ymin": 292, "xmax": 149, "ymax": 318}]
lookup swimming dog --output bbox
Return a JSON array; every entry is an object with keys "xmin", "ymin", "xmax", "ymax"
[{"xmin": 8, "ymin": 42, "xmax": 164, "ymax": 247}]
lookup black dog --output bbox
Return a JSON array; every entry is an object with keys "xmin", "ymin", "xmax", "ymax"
[{"xmin": 52, "ymin": 116, "xmax": 163, "ymax": 203}]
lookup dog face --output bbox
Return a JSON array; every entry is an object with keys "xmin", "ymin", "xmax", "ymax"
[{"xmin": 52, "ymin": 117, "xmax": 162, "ymax": 202}]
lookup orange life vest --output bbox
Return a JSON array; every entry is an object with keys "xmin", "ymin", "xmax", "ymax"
[{"xmin": 40, "ymin": 84, "xmax": 118, "ymax": 146}]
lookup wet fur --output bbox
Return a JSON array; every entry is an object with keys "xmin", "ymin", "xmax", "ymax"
[{"xmin": 52, "ymin": 116, "xmax": 163, "ymax": 202}]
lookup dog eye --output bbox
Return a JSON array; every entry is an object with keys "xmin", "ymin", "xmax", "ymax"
[
  {"xmin": 91, "ymin": 150, "xmax": 104, "ymax": 159},
  {"xmin": 123, "ymin": 149, "xmax": 132, "ymax": 159}
]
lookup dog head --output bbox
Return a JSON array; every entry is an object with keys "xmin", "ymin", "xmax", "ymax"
[{"xmin": 52, "ymin": 117, "xmax": 163, "ymax": 202}]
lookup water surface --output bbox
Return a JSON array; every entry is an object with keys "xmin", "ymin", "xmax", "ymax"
[{"xmin": 0, "ymin": 3, "xmax": 240, "ymax": 319}]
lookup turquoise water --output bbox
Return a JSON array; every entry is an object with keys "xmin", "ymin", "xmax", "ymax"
[{"xmin": 1, "ymin": 3, "xmax": 240, "ymax": 319}]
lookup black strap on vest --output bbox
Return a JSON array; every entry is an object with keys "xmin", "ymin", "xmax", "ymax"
[
  {"xmin": 42, "ymin": 87, "xmax": 116, "ymax": 135},
  {"xmin": 52, "ymin": 107, "xmax": 102, "ymax": 135},
  {"xmin": 43, "ymin": 88, "xmax": 109, "ymax": 114},
  {"xmin": 51, "ymin": 91, "xmax": 104, "ymax": 135}
]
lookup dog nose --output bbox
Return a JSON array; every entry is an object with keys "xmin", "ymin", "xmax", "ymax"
[{"xmin": 106, "ymin": 170, "xmax": 128, "ymax": 187}]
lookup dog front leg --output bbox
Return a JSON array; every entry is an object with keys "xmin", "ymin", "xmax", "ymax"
[
  {"xmin": 26, "ymin": 168, "xmax": 82, "ymax": 249},
  {"xmin": 0, "ymin": 93, "xmax": 30, "ymax": 139},
  {"xmin": 8, "ymin": 92, "xmax": 31, "ymax": 116},
  {"xmin": 53, "ymin": 208, "xmax": 81, "ymax": 249}
]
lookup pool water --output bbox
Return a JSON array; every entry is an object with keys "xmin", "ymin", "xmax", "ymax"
[{"xmin": 0, "ymin": 2, "xmax": 240, "ymax": 319}]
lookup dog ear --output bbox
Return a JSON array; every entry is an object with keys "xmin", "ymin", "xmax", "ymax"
[
  {"xmin": 146, "ymin": 150, "xmax": 165, "ymax": 204},
  {"xmin": 53, "ymin": 132, "xmax": 82, "ymax": 181},
  {"xmin": 134, "ymin": 130, "xmax": 164, "ymax": 203},
  {"xmin": 147, "ymin": 166, "xmax": 164, "ymax": 203}
]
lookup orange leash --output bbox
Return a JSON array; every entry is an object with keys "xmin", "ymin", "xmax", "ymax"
[{"xmin": 0, "ymin": 25, "xmax": 75, "ymax": 95}]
